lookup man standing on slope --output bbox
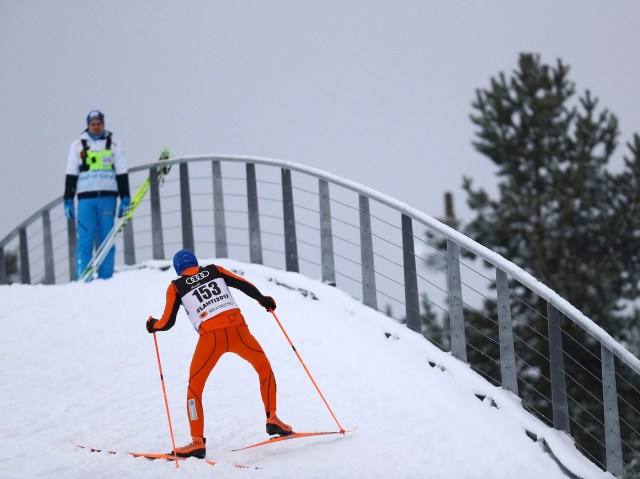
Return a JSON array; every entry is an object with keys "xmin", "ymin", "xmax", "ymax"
[
  {"xmin": 63, "ymin": 110, "xmax": 130, "ymax": 279},
  {"xmin": 146, "ymin": 249, "xmax": 293, "ymax": 459}
]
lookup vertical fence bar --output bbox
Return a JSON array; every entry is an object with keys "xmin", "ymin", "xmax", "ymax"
[
  {"xmin": 601, "ymin": 345, "xmax": 623, "ymax": 477},
  {"xmin": 359, "ymin": 194, "xmax": 377, "ymax": 309},
  {"xmin": 246, "ymin": 163, "xmax": 263, "ymax": 264},
  {"xmin": 42, "ymin": 210, "xmax": 55, "ymax": 284},
  {"xmin": 447, "ymin": 239, "xmax": 466, "ymax": 362},
  {"xmin": 496, "ymin": 268, "xmax": 518, "ymax": 395},
  {"xmin": 547, "ymin": 304, "xmax": 570, "ymax": 434},
  {"xmin": 67, "ymin": 218, "xmax": 77, "ymax": 281},
  {"xmin": 319, "ymin": 179, "xmax": 336, "ymax": 286},
  {"xmin": 180, "ymin": 162, "xmax": 195, "ymax": 252},
  {"xmin": 401, "ymin": 214, "xmax": 420, "ymax": 332},
  {"xmin": 150, "ymin": 165, "xmax": 165, "ymax": 260},
  {"xmin": 123, "ymin": 221, "xmax": 135, "ymax": 265},
  {"xmin": 212, "ymin": 160, "xmax": 228, "ymax": 258},
  {"xmin": 281, "ymin": 168, "xmax": 299, "ymax": 272},
  {"xmin": 19, "ymin": 227, "xmax": 30, "ymax": 284},
  {"xmin": 0, "ymin": 246, "xmax": 6, "ymax": 284}
]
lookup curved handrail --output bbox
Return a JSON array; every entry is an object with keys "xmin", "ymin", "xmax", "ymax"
[
  {"xmin": 130, "ymin": 154, "xmax": 640, "ymax": 375},
  {"xmin": 3, "ymin": 152, "xmax": 638, "ymax": 376}
]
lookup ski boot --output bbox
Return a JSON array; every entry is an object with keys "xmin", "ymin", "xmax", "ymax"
[
  {"xmin": 266, "ymin": 412, "xmax": 293, "ymax": 436},
  {"xmin": 170, "ymin": 436, "xmax": 206, "ymax": 459}
]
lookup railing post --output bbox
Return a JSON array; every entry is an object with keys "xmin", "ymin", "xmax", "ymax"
[
  {"xmin": 547, "ymin": 304, "xmax": 570, "ymax": 433},
  {"xmin": 447, "ymin": 239, "xmax": 466, "ymax": 362},
  {"xmin": 359, "ymin": 194, "xmax": 377, "ymax": 309},
  {"xmin": 601, "ymin": 345, "xmax": 623, "ymax": 477},
  {"xmin": 496, "ymin": 269, "xmax": 518, "ymax": 395},
  {"xmin": 67, "ymin": 218, "xmax": 77, "ymax": 281},
  {"xmin": 281, "ymin": 168, "xmax": 299, "ymax": 272},
  {"xmin": 180, "ymin": 162, "xmax": 195, "ymax": 252},
  {"xmin": 401, "ymin": 214, "xmax": 420, "ymax": 332},
  {"xmin": 123, "ymin": 221, "xmax": 135, "ymax": 265},
  {"xmin": 319, "ymin": 179, "xmax": 336, "ymax": 286},
  {"xmin": 246, "ymin": 163, "xmax": 263, "ymax": 264},
  {"xmin": 0, "ymin": 246, "xmax": 6, "ymax": 284},
  {"xmin": 150, "ymin": 165, "xmax": 165, "ymax": 260},
  {"xmin": 19, "ymin": 227, "xmax": 30, "ymax": 284},
  {"xmin": 212, "ymin": 160, "xmax": 228, "ymax": 258},
  {"xmin": 43, "ymin": 210, "xmax": 55, "ymax": 284}
]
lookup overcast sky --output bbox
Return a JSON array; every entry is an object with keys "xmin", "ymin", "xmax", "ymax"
[{"xmin": 1, "ymin": 0, "xmax": 639, "ymax": 239}]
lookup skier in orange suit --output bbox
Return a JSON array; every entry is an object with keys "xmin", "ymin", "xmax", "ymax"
[{"xmin": 146, "ymin": 249, "xmax": 293, "ymax": 459}]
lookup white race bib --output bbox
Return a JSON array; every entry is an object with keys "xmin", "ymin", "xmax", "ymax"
[{"xmin": 180, "ymin": 278, "xmax": 239, "ymax": 331}]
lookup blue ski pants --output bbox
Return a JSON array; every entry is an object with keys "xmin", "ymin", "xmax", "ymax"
[{"xmin": 76, "ymin": 196, "xmax": 117, "ymax": 279}]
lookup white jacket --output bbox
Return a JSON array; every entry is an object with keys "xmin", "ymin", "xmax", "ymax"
[{"xmin": 66, "ymin": 131, "xmax": 128, "ymax": 195}]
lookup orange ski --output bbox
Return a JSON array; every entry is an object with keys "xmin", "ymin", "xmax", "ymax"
[
  {"xmin": 232, "ymin": 428, "xmax": 355, "ymax": 451},
  {"xmin": 129, "ymin": 451, "xmax": 218, "ymax": 466},
  {"xmin": 71, "ymin": 441, "xmax": 257, "ymax": 468}
]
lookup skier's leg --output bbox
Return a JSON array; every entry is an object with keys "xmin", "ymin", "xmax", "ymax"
[
  {"xmin": 76, "ymin": 198, "xmax": 98, "ymax": 278},
  {"xmin": 231, "ymin": 324, "xmax": 277, "ymax": 416},
  {"xmin": 187, "ymin": 329, "xmax": 225, "ymax": 437},
  {"xmin": 96, "ymin": 196, "xmax": 117, "ymax": 279},
  {"xmin": 231, "ymin": 324, "xmax": 292, "ymax": 434}
]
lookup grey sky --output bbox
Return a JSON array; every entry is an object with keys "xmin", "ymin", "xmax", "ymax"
[{"xmin": 1, "ymin": 0, "xmax": 639, "ymax": 239}]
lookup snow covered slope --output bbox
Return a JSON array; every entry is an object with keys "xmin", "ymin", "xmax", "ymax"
[{"xmin": 0, "ymin": 259, "xmax": 611, "ymax": 478}]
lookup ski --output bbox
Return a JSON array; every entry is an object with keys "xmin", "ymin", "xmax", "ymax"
[
  {"xmin": 71, "ymin": 441, "xmax": 257, "ymax": 469},
  {"xmin": 79, "ymin": 148, "xmax": 172, "ymax": 282},
  {"xmin": 232, "ymin": 428, "xmax": 355, "ymax": 451},
  {"xmin": 130, "ymin": 451, "xmax": 219, "ymax": 465},
  {"xmin": 72, "ymin": 441, "xmax": 215, "ymax": 465}
]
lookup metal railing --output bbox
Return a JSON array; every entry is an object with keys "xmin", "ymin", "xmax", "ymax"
[{"xmin": 1, "ymin": 154, "xmax": 639, "ymax": 477}]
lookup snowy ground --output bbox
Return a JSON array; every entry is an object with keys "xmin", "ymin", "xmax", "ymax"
[{"xmin": 0, "ymin": 259, "xmax": 611, "ymax": 478}]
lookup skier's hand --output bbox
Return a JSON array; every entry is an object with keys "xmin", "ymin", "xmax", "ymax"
[
  {"xmin": 260, "ymin": 296, "xmax": 276, "ymax": 312},
  {"xmin": 146, "ymin": 316, "xmax": 159, "ymax": 333},
  {"xmin": 63, "ymin": 199, "xmax": 75, "ymax": 220},
  {"xmin": 117, "ymin": 196, "xmax": 131, "ymax": 218}
]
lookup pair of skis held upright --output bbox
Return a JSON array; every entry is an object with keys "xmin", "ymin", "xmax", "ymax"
[{"xmin": 77, "ymin": 148, "xmax": 172, "ymax": 283}]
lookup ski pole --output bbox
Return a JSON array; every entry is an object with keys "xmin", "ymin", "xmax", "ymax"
[
  {"xmin": 152, "ymin": 332, "xmax": 180, "ymax": 468},
  {"xmin": 269, "ymin": 310, "xmax": 345, "ymax": 434}
]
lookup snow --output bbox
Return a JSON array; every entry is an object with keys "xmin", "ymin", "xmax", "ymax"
[{"xmin": 0, "ymin": 259, "xmax": 612, "ymax": 478}]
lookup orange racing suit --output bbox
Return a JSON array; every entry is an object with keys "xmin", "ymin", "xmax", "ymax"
[{"xmin": 153, "ymin": 264, "xmax": 277, "ymax": 437}]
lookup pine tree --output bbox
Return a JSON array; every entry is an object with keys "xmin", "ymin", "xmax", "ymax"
[{"xmin": 462, "ymin": 53, "xmax": 640, "ymax": 471}]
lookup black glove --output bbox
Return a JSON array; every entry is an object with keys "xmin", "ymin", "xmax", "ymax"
[
  {"xmin": 260, "ymin": 296, "xmax": 276, "ymax": 312},
  {"xmin": 146, "ymin": 316, "xmax": 159, "ymax": 333}
]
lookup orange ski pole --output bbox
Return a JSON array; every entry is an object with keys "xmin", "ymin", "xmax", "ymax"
[
  {"xmin": 269, "ymin": 310, "xmax": 345, "ymax": 434},
  {"xmin": 152, "ymin": 332, "xmax": 180, "ymax": 468}
]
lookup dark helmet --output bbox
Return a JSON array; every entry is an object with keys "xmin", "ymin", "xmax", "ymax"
[
  {"xmin": 86, "ymin": 109, "xmax": 105, "ymax": 125},
  {"xmin": 173, "ymin": 249, "xmax": 198, "ymax": 275}
]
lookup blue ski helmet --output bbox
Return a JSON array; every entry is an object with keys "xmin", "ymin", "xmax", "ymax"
[{"xmin": 173, "ymin": 249, "xmax": 198, "ymax": 275}]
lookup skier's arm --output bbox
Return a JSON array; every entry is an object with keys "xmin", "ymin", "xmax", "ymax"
[
  {"xmin": 64, "ymin": 141, "xmax": 81, "ymax": 200},
  {"xmin": 64, "ymin": 175, "xmax": 78, "ymax": 200},
  {"xmin": 66, "ymin": 141, "xmax": 81, "ymax": 175},
  {"xmin": 215, "ymin": 265, "xmax": 276, "ymax": 311},
  {"xmin": 111, "ymin": 138, "xmax": 128, "ymax": 175},
  {"xmin": 116, "ymin": 174, "xmax": 130, "ymax": 199},
  {"xmin": 152, "ymin": 282, "xmax": 181, "ymax": 331},
  {"xmin": 112, "ymin": 139, "xmax": 130, "ymax": 199},
  {"xmin": 216, "ymin": 265, "xmax": 268, "ymax": 303}
]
